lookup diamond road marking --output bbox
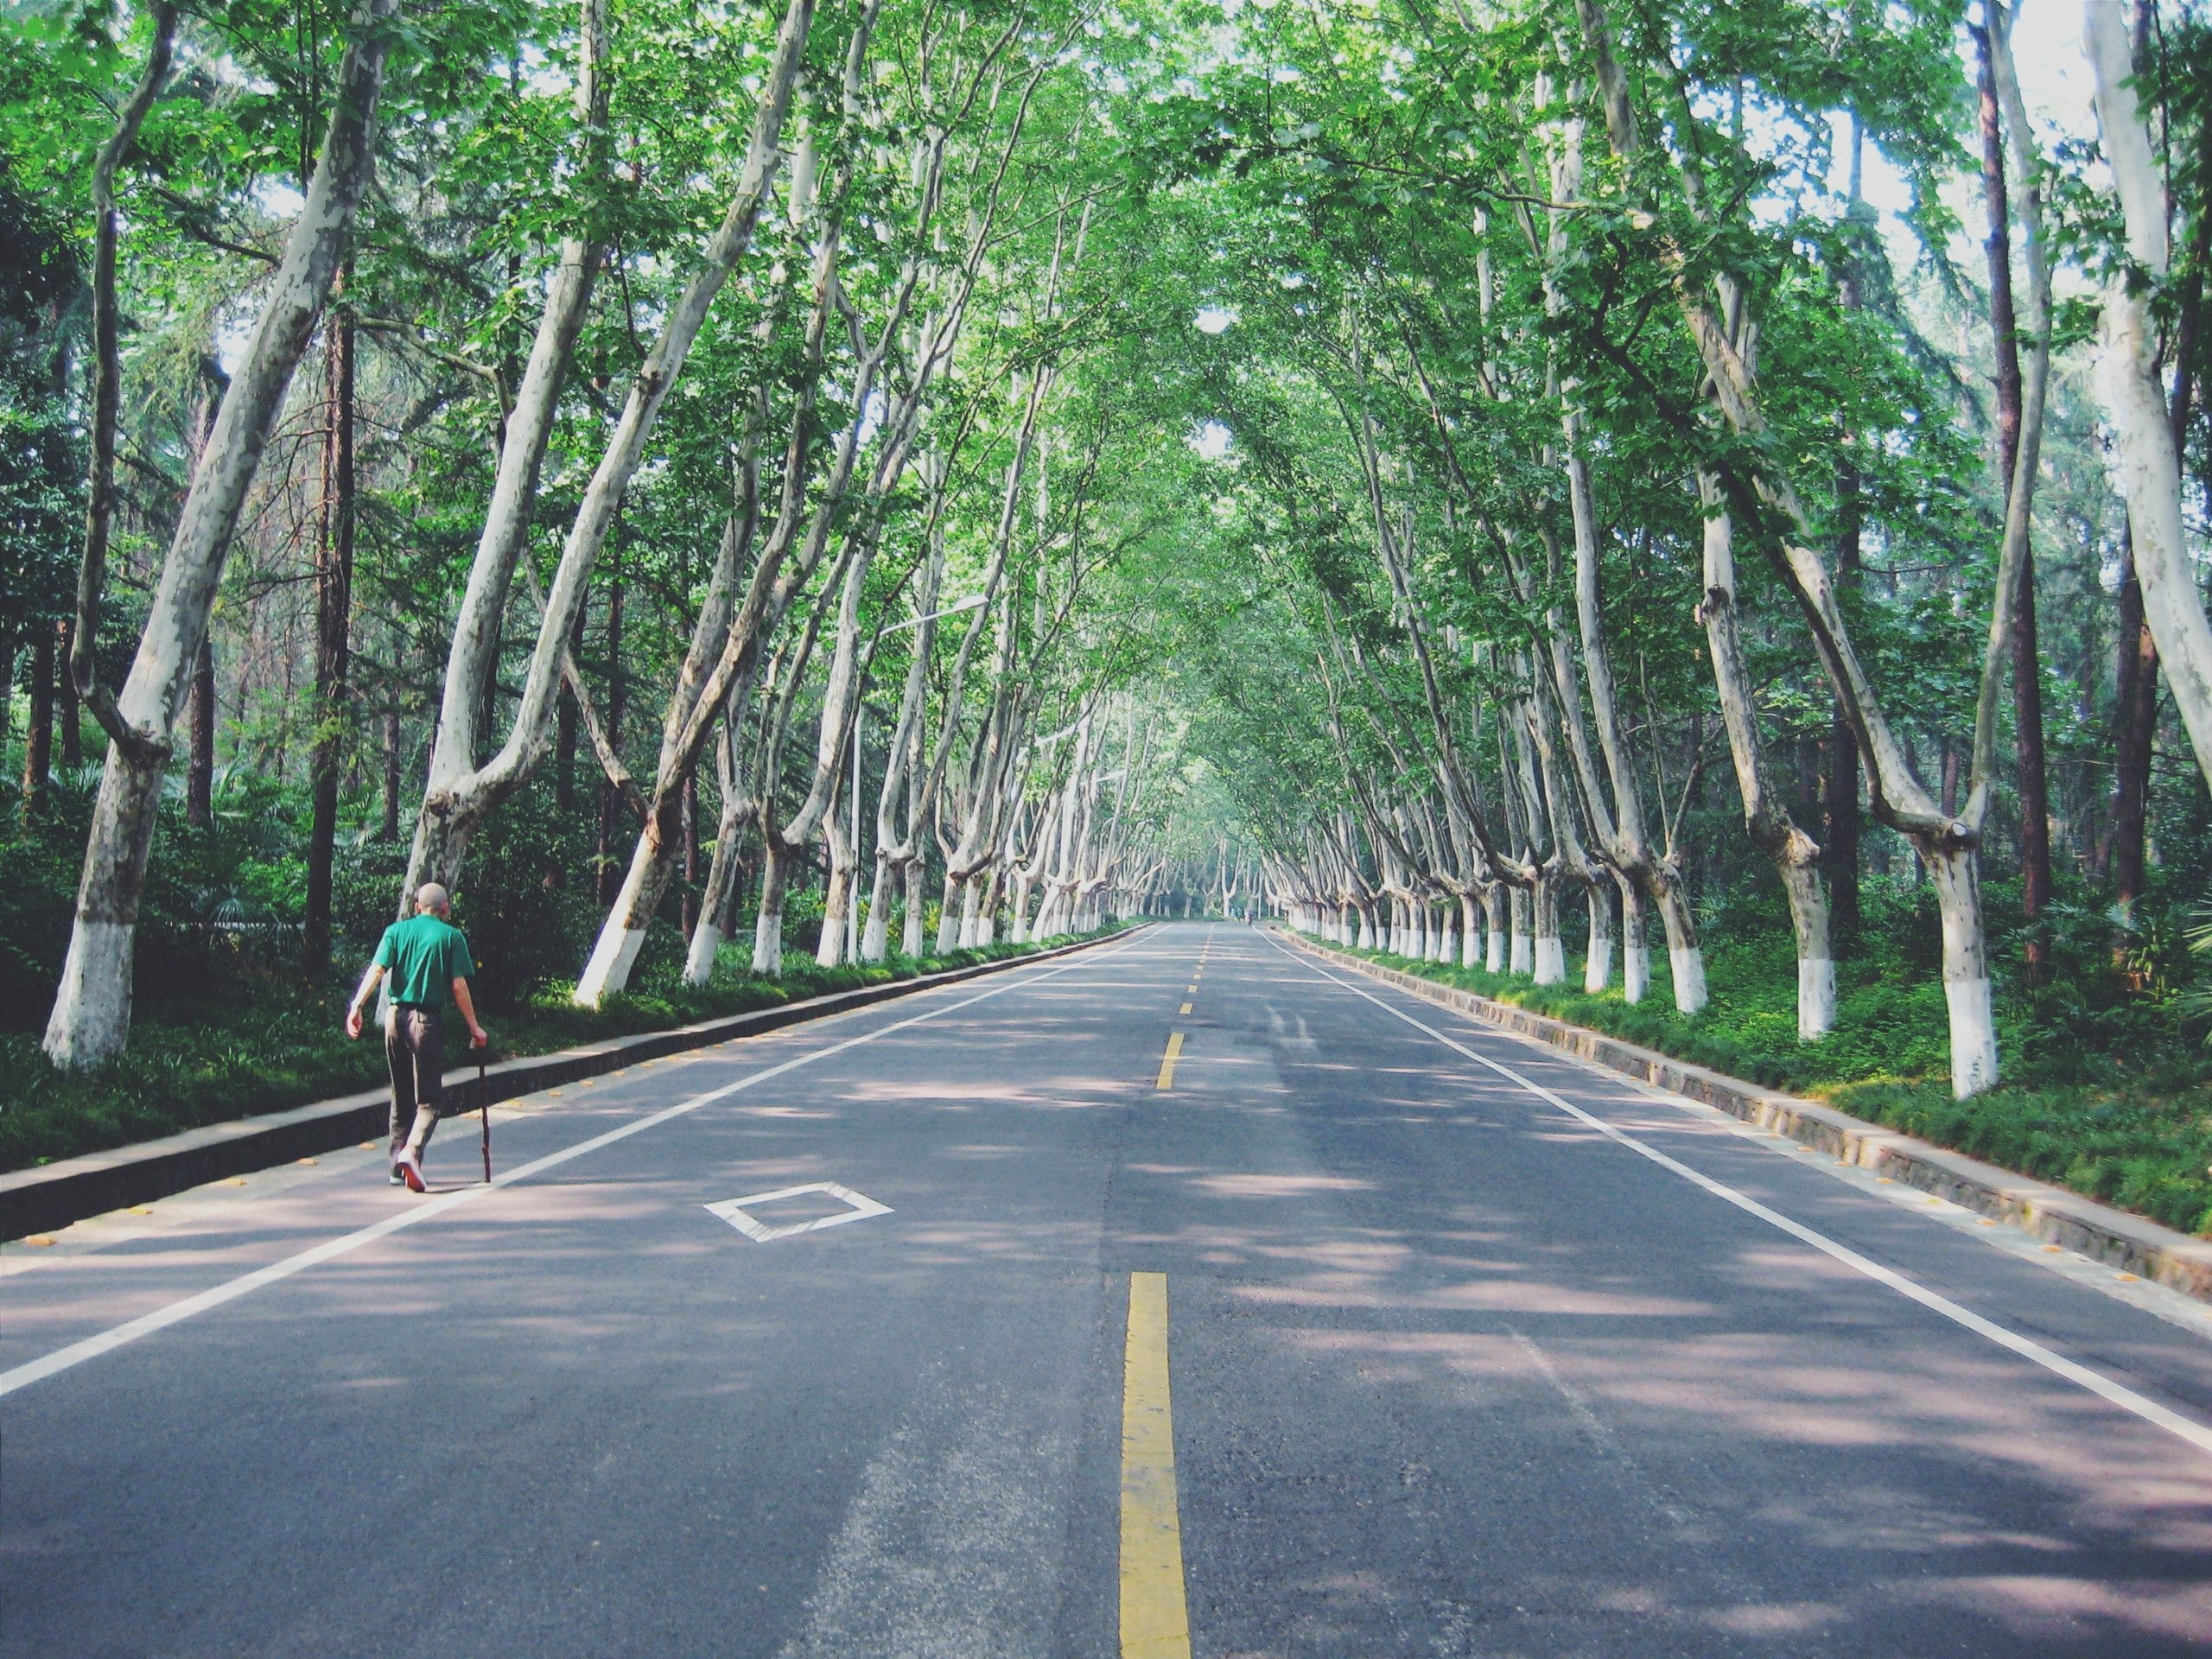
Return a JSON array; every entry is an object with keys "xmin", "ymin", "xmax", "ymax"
[{"xmin": 704, "ymin": 1181, "xmax": 893, "ymax": 1243}]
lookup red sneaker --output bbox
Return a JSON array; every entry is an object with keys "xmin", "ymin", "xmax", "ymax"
[{"xmin": 396, "ymin": 1151, "xmax": 427, "ymax": 1193}]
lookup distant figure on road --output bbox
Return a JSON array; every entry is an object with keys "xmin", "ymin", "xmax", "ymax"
[{"xmin": 344, "ymin": 883, "xmax": 487, "ymax": 1192}]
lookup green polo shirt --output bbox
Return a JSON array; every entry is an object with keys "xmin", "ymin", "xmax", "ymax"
[{"xmin": 373, "ymin": 913, "xmax": 475, "ymax": 1009}]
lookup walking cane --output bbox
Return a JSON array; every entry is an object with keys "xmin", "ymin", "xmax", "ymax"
[{"xmin": 478, "ymin": 1049, "xmax": 493, "ymax": 1184}]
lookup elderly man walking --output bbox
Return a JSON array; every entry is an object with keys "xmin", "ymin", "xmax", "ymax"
[{"xmin": 345, "ymin": 883, "xmax": 488, "ymax": 1192}]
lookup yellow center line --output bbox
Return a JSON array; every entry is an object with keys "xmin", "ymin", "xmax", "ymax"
[
  {"xmin": 1121, "ymin": 1272, "xmax": 1191, "ymax": 1659},
  {"xmin": 1179, "ymin": 1002, "xmax": 1192, "ymax": 1015},
  {"xmin": 1155, "ymin": 1032, "xmax": 1184, "ymax": 1090}
]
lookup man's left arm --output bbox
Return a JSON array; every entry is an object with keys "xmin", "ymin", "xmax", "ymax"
[{"xmin": 344, "ymin": 963, "xmax": 385, "ymax": 1039}]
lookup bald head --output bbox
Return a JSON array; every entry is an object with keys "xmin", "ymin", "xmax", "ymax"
[{"xmin": 415, "ymin": 883, "xmax": 451, "ymax": 916}]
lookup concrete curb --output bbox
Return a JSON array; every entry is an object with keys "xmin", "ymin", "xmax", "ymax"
[
  {"xmin": 1284, "ymin": 931, "xmax": 2212, "ymax": 1309},
  {"xmin": 1, "ymin": 925, "xmax": 1146, "ymax": 1243}
]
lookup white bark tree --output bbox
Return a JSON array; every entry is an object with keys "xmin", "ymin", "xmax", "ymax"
[{"xmin": 46, "ymin": 0, "xmax": 402, "ymax": 1068}]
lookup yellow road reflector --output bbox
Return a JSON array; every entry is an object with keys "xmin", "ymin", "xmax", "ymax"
[
  {"xmin": 25, "ymin": 1236, "xmax": 55, "ymax": 1248},
  {"xmin": 296, "ymin": 1157, "xmax": 319, "ymax": 1166},
  {"xmin": 1977, "ymin": 1217, "xmax": 1997, "ymax": 1227},
  {"xmin": 359, "ymin": 1141, "xmax": 378, "ymax": 1151},
  {"xmin": 1122, "ymin": 1272, "xmax": 1191, "ymax": 1659},
  {"xmin": 223, "ymin": 1178, "xmax": 248, "ymax": 1187},
  {"xmin": 2118, "ymin": 1272, "xmax": 2140, "ymax": 1282},
  {"xmin": 1179, "ymin": 1002, "xmax": 1192, "ymax": 1015},
  {"xmin": 126, "ymin": 1205, "xmax": 152, "ymax": 1216},
  {"xmin": 2043, "ymin": 1244, "xmax": 2063, "ymax": 1253}
]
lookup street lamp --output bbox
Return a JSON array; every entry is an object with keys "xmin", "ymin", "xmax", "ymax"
[{"xmin": 848, "ymin": 592, "xmax": 988, "ymax": 960}]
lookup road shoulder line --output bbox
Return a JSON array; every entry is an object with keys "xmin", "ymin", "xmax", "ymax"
[
  {"xmin": 1281, "ymin": 931, "xmax": 2212, "ymax": 1310},
  {"xmin": 1266, "ymin": 932, "xmax": 2212, "ymax": 1463}
]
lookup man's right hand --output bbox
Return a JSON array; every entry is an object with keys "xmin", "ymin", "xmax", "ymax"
[{"xmin": 344, "ymin": 1006, "xmax": 364, "ymax": 1040}]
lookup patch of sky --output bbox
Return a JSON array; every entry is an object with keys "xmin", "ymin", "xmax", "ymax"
[
  {"xmin": 1191, "ymin": 421, "xmax": 1235, "ymax": 461},
  {"xmin": 857, "ymin": 388, "xmax": 888, "ymax": 448},
  {"xmin": 1195, "ymin": 307, "xmax": 1236, "ymax": 335}
]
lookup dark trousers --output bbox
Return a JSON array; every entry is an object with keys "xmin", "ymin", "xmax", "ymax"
[{"xmin": 385, "ymin": 1006, "xmax": 445, "ymax": 1150}]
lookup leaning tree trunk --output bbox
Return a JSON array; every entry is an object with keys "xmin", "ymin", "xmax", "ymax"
[
  {"xmin": 1574, "ymin": 0, "xmax": 2003, "ymax": 1091},
  {"xmin": 45, "ymin": 0, "xmax": 397, "ymax": 1069},
  {"xmin": 2084, "ymin": 0, "xmax": 2212, "ymax": 792},
  {"xmin": 686, "ymin": 702, "xmax": 758, "ymax": 987},
  {"xmin": 302, "ymin": 292, "xmax": 356, "ymax": 973},
  {"xmin": 1699, "ymin": 476, "xmax": 1834, "ymax": 1038},
  {"xmin": 404, "ymin": 0, "xmax": 812, "ymax": 907}
]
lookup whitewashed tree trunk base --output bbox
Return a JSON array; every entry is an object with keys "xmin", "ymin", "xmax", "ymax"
[
  {"xmin": 1622, "ymin": 945, "xmax": 1649, "ymax": 1005},
  {"xmin": 1944, "ymin": 976, "xmax": 1999, "ymax": 1098},
  {"xmin": 683, "ymin": 920, "xmax": 723, "ymax": 986},
  {"xmin": 753, "ymin": 906, "xmax": 785, "ymax": 977},
  {"xmin": 1585, "ymin": 938, "xmax": 1612, "ymax": 995},
  {"xmin": 43, "ymin": 918, "xmax": 138, "ymax": 1071},
  {"xmin": 1798, "ymin": 957, "xmax": 1837, "ymax": 1041},
  {"xmin": 575, "ymin": 925, "xmax": 649, "ymax": 1007},
  {"xmin": 1667, "ymin": 945, "xmax": 1708, "ymax": 1014}
]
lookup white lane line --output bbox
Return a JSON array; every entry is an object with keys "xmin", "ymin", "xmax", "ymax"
[
  {"xmin": 1264, "ymin": 935, "xmax": 2212, "ymax": 1461},
  {"xmin": 0, "ymin": 934, "xmax": 1152, "ymax": 1400}
]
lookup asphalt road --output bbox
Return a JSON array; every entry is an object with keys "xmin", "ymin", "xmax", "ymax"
[{"xmin": 7, "ymin": 922, "xmax": 2212, "ymax": 1657}]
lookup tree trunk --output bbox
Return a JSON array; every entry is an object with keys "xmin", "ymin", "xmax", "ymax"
[
  {"xmin": 679, "ymin": 761, "xmax": 698, "ymax": 938},
  {"xmin": 556, "ymin": 598, "xmax": 585, "ymax": 817},
  {"xmin": 2109, "ymin": 528, "xmax": 2157, "ymax": 915},
  {"xmin": 44, "ymin": 0, "xmax": 398, "ymax": 1069},
  {"xmin": 815, "ymin": 768, "xmax": 851, "ymax": 967},
  {"xmin": 1576, "ymin": 0, "xmax": 2008, "ymax": 1092},
  {"xmin": 57, "ymin": 620, "xmax": 81, "ymax": 769},
  {"xmin": 936, "ymin": 870, "xmax": 962, "ymax": 953},
  {"xmin": 751, "ymin": 838, "xmax": 792, "ymax": 976},
  {"xmin": 594, "ymin": 562, "xmax": 625, "ymax": 909},
  {"xmin": 379, "ymin": 683, "xmax": 400, "ymax": 842},
  {"xmin": 1828, "ymin": 130, "xmax": 1866, "ymax": 949},
  {"xmin": 1700, "ymin": 478, "xmax": 1834, "ymax": 1038},
  {"xmin": 1977, "ymin": 20, "xmax": 2052, "ymax": 977},
  {"xmin": 401, "ymin": 0, "xmax": 812, "ymax": 909},
  {"xmin": 1927, "ymin": 838, "xmax": 2000, "ymax": 1096},
  {"xmin": 21, "ymin": 624, "xmax": 54, "ymax": 819},
  {"xmin": 1583, "ymin": 882, "xmax": 1611, "ymax": 992},
  {"xmin": 685, "ymin": 708, "xmax": 756, "ymax": 986},
  {"xmin": 2085, "ymin": 0, "xmax": 2212, "ymax": 793},
  {"xmin": 186, "ymin": 639, "xmax": 215, "ymax": 827},
  {"xmin": 303, "ymin": 294, "xmax": 355, "ymax": 974},
  {"xmin": 901, "ymin": 855, "xmax": 927, "ymax": 957}
]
